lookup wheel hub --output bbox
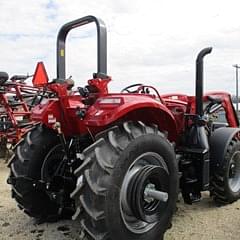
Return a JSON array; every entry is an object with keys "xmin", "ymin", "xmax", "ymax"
[
  {"xmin": 144, "ymin": 183, "xmax": 169, "ymax": 203},
  {"xmin": 126, "ymin": 165, "xmax": 169, "ymax": 223},
  {"xmin": 144, "ymin": 183, "xmax": 156, "ymax": 203}
]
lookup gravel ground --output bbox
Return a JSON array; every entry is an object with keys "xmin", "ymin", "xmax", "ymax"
[{"xmin": 1, "ymin": 161, "xmax": 240, "ymax": 240}]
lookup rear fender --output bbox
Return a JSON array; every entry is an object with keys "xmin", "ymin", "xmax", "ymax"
[
  {"xmin": 210, "ymin": 127, "xmax": 240, "ymax": 168},
  {"xmin": 122, "ymin": 107, "xmax": 178, "ymax": 141},
  {"xmin": 85, "ymin": 96, "xmax": 178, "ymax": 141}
]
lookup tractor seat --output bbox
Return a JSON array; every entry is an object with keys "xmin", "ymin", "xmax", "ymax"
[
  {"xmin": 10, "ymin": 75, "xmax": 28, "ymax": 82},
  {"xmin": 0, "ymin": 72, "xmax": 9, "ymax": 85}
]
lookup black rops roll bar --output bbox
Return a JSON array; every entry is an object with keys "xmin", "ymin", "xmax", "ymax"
[
  {"xmin": 56, "ymin": 15, "xmax": 107, "ymax": 81},
  {"xmin": 195, "ymin": 47, "xmax": 212, "ymax": 116}
]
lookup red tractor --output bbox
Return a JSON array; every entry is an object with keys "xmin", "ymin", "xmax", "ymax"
[{"xmin": 7, "ymin": 16, "xmax": 240, "ymax": 240}]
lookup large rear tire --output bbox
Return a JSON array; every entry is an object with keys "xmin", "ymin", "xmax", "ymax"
[
  {"xmin": 8, "ymin": 124, "xmax": 74, "ymax": 221},
  {"xmin": 71, "ymin": 121, "xmax": 178, "ymax": 240}
]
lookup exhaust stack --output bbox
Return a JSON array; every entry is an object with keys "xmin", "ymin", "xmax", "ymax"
[{"xmin": 195, "ymin": 47, "xmax": 212, "ymax": 116}]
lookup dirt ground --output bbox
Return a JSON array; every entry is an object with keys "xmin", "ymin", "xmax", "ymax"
[{"xmin": 1, "ymin": 161, "xmax": 240, "ymax": 240}]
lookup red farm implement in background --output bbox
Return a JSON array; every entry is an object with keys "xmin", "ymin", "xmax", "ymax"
[
  {"xmin": 0, "ymin": 71, "xmax": 52, "ymax": 157},
  {"xmin": 6, "ymin": 15, "xmax": 240, "ymax": 240}
]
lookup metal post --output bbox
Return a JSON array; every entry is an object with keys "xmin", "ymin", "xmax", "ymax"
[{"xmin": 233, "ymin": 64, "xmax": 240, "ymax": 113}]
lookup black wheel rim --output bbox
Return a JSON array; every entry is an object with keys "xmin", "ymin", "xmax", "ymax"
[
  {"xmin": 228, "ymin": 151, "xmax": 240, "ymax": 193},
  {"xmin": 120, "ymin": 152, "xmax": 169, "ymax": 234}
]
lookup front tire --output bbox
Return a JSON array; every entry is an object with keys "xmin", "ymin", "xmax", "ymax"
[
  {"xmin": 71, "ymin": 121, "xmax": 178, "ymax": 240},
  {"xmin": 211, "ymin": 136, "xmax": 240, "ymax": 203}
]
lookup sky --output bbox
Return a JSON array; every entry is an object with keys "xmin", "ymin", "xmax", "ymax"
[{"xmin": 1, "ymin": 0, "xmax": 240, "ymax": 95}]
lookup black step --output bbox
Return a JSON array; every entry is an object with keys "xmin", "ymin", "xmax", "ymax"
[
  {"xmin": 178, "ymin": 147, "xmax": 207, "ymax": 154},
  {"xmin": 185, "ymin": 178, "xmax": 198, "ymax": 184},
  {"xmin": 180, "ymin": 159, "xmax": 192, "ymax": 165}
]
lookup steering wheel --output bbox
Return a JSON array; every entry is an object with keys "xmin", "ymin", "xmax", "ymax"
[{"xmin": 121, "ymin": 83, "xmax": 143, "ymax": 93}]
